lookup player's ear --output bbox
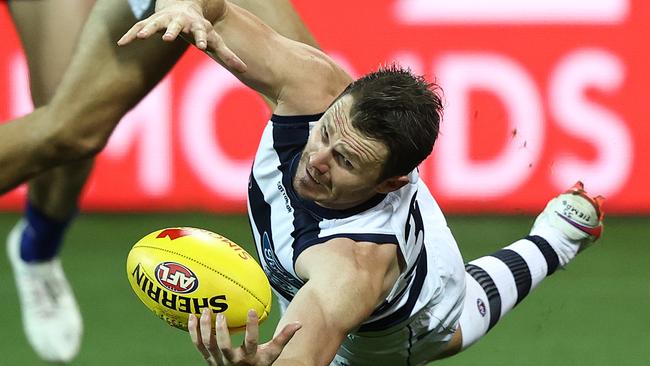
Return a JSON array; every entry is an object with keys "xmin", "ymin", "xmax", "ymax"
[{"xmin": 376, "ymin": 175, "xmax": 410, "ymax": 194}]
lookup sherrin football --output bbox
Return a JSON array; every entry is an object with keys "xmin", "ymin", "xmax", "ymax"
[{"xmin": 126, "ymin": 227, "xmax": 271, "ymax": 331}]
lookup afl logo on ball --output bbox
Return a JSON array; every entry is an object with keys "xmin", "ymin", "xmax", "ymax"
[{"xmin": 155, "ymin": 262, "xmax": 199, "ymax": 294}]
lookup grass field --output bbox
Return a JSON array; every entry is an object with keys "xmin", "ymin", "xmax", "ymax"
[{"xmin": 0, "ymin": 213, "xmax": 647, "ymax": 366}]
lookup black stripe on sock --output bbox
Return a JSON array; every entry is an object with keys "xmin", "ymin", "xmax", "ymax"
[
  {"xmin": 525, "ymin": 235, "xmax": 560, "ymax": 276},
  {"xmin": 491, "ymin": 249, "xmax": 532, "ymax": 305},
  {"xmin": 465, "ymin": 263, "xmax": 501, "ymax": 330}
]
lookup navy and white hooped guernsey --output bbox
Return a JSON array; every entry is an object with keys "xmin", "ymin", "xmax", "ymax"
[{"xmin": 247, "ymin": 114, "xmax": 466, "ymax": 333}]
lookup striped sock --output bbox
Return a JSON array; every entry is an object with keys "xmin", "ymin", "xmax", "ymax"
[{"xmin": 459, "ymin": 235, "xmax": 560, "ymax": 348}]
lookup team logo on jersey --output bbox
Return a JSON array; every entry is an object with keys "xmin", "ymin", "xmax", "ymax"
[
  {"xmin": 476, "ymin": 298, "xmax": 487, "ymax": 317},
  {"xmin": 155, "ymin": 262, "xmax": 199, "ymax": 294},
  {"xmin": 261, "ymin": 232, "xmax": 304, "ymax": 300}
]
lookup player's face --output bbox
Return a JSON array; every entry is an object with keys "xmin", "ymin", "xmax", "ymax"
[{"xmin": 293, "ymin": 95, "xmax": 390, "ymax": 210}]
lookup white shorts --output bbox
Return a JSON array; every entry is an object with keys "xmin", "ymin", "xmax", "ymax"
[
  {"xmin": 332, "ymin": 298, "xmax": 460, "ymax": 366},
  {"xmin": 276, "ymin": 264, "xmax": 465, "ymax": 366},
  {"xmin": 327, "ymin": 228, "xmax": 466, "ymax": 366},
  {"xmin": 277, "ymin": 294, "xmax": 460, "ymax": 366},
  {"xmin": 275, "ymin": 223, "xmax": 465, "ymax": 365}
]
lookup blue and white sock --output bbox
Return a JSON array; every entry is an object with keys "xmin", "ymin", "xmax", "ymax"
[
  {"xmin": 458, "ymin": 235, "xmax": 562, "ymax": 349},
  {"xmin": 19, "ymin": 202, "xmax": 74, "ymax": 262}
]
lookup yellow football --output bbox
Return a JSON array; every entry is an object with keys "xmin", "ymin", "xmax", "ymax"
[{"xmin": 126, "ymin": 227, "xmax": 271, "ymax": 331}]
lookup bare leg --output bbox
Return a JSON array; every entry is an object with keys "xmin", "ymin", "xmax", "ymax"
[
  {"xmin": 231, "ymin": 0, "xmax": 320, "ymax": 109},
  {"xmin": 5, "ymin": 0, "xmax": 189, "ymax": 263},
  {"xmin": 43, "ymin": 0, "xmax": 319, "ymax": 158},
  {"xmin": 2, "ymin": 3, "xmax": 318, "ymax": 359},
  {"xmin": 7, "ymin": 0, "xmax": 95, "ymax": 362},
  {"xmin": 9, "ymin": 0, "xmax": 95, "ymax": 219},
  {"xmin": 0, "ymin": 0, "xmax": 189, "ymax": 194},
  {"xmin": 0, "ymin": 0, "xmax": 319, "ymax": 194},
  {"xmin": 233, "ymin": 0, "xmax": 319, "ymax": 48},
  {"xmin": 6, "ymin": 0, "xmax": 187, "ymax": 363}
]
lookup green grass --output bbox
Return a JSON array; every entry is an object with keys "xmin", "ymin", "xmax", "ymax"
[{"xmin": 0, "ymin": 213, "xmax": 647, "ymax": 365}]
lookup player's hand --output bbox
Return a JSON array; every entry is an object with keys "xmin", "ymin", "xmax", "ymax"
[
  {"xmin": 189, "ymin": 308, "xmax": 301, "ymax": 366},
  {"xmin": 117, "ymin": 1, "xmax": 246, "ymax": 73}
]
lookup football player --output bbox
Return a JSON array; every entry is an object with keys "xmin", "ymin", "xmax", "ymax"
[{"xmin": 120, "ymin": 1, "xmax": 605, "ymax": 365}]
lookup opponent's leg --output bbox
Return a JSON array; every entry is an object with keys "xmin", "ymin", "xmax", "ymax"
[
  {"xmin": 438, "ymin": 182, "xmax": 605, "ymax": 359},
  {"xmin": 0, "ymin": 0, "xmax": 190, "ymax": 194},
  {"xmin": 0, "ymin": 0, "xmax": 320, "ymax": 194},
  {"xmin": 7, "ymin": 0, "xmax": 94, "ymax": 362},
  {"xmin": 0, "ymin": 1, "xmax": 317, "ymax": 362},
  {"xmin": 233, "ymin": 0, "xmax": 319, "ymax": 48},
  {"xmin": 231, "ymin": 0, "xmax": 320, "ymax": 109},
  {"xmin": 54, "ymin": 0, "xmax": 321, "ymax": 150},
  {"xmin": 21, "ymin": 0, "xmax": 319, "ymax": 210}
]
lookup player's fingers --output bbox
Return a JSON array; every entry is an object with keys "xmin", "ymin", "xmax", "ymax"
[
  {"xmin": 242, "ymin": 309, "xmax": 259, "ymax": 358},
  {"xmin": 198, "ymin": 309, "xmax": 225, "ymax": 366},
  {"xmin": 193, "ymin": 28, "xmax": 208, "ymax": 50},
  {"xmin": 189, "ymin": 314, "xmax": 212, "ymax": 360},
  {"xmin": 117, "ymin": 21, "xmax": 148, "ymax": 46},
  {"xmin": 190, "ymin": 19, "xmax": 212, "ymax": 50},
  {"xmin": 268, "ymin": 322, "xmax": 302, "ymax": 351},
  {"xmin": 214, "ymin": 313, "xmax": 236, "ymax": 361},
  {"xmin": 162, "ymin": 19, "xmax": 185, "ymax": 42},
  {"xmin": 136, "ymin": 15, "xmax": 171, "ymax": 39},
  {"xmin": 205, "ymin": 31, "xmax": 247, "ymax": 73},
  {"xmin": 199, "ymin": 308, "xmax": 220, "ymax": 360}
]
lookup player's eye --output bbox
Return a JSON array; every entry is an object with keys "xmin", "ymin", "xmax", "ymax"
[
  {"xmin": 335, "ymin": 152, "xmax": 354, "ymax": 169},
  {"xmin": 321, "ymin": 126, "xmax": 329, "ymax": 142}
]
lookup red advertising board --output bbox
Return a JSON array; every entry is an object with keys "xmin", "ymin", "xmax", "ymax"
[{"xmin": 0, "ymin": 0, "xmax": 648, "ymax": 213}]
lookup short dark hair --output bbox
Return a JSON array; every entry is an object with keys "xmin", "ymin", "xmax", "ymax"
[{"xmin": 342, "ymin": 64, "xmax": 443, "ymax": 181}]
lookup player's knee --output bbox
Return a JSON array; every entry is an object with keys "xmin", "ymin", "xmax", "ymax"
[
  {"xmin": 47, "ymin": 126, "xmax": 108, "ymax": 162},
  {"xmin": 67, "ymin": 131, "xmax": 108, "ymax": 159}
]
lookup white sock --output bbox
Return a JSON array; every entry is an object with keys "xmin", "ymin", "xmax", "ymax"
[
  {"xmin": 529, "ymin": 225, "xmax": 580, "ymax": 267},
  {"xmin": 459, "ymin": 235, "xmax": 560, "ymax": 349}
]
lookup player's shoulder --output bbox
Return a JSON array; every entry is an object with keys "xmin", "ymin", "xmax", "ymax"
[
  {"xmin": 274, "ymin": 43, "xmax": 353, "ymax": 115},
  {"xmin": 296, "ymin": 236, "xmax": 399, "ymax": 279}
]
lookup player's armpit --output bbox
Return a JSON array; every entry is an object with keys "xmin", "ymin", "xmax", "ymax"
[{"xmin": 271, "ymin": 239, "xmax": 401, "ymax": 366}]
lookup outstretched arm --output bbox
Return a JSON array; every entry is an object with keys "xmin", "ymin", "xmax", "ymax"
[
  {"xmin": 274, "ymin": 240, "xmax": 399, "ymax": 365},
  {"xmin": 118, "ymin": 0, "xmax": 352, "ymax": 115},
  {"xmin": 191, "ymin": 238, "xmax": 401, "ymax": 366}
]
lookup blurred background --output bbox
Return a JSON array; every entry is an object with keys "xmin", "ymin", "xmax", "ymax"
[{"xmin": 1, "ymin": 0, "xmax": 648, "ymax": 365}]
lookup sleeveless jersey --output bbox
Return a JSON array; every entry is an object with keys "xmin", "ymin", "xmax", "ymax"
[{"xmin": 247, "ymin": 114, "xmax": 465, "ymax": 333}]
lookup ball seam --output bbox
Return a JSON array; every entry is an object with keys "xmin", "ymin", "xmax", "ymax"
[{"xmin": 134, "ymin": 245, "xmax": 267, "ymax": 308}]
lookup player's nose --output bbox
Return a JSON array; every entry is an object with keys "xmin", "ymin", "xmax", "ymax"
[{"xmin": 309, "ymin": 148, "xmax": 331, "ymax": 175}]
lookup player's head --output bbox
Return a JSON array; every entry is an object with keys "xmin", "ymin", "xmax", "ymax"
[
  {"xmin": 343, "ymin": 64, "xmax": 442, "ymax": 181},
  {"xmin": 293, "ymin": 64, "xmax": 443, "ymax": 209}
]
